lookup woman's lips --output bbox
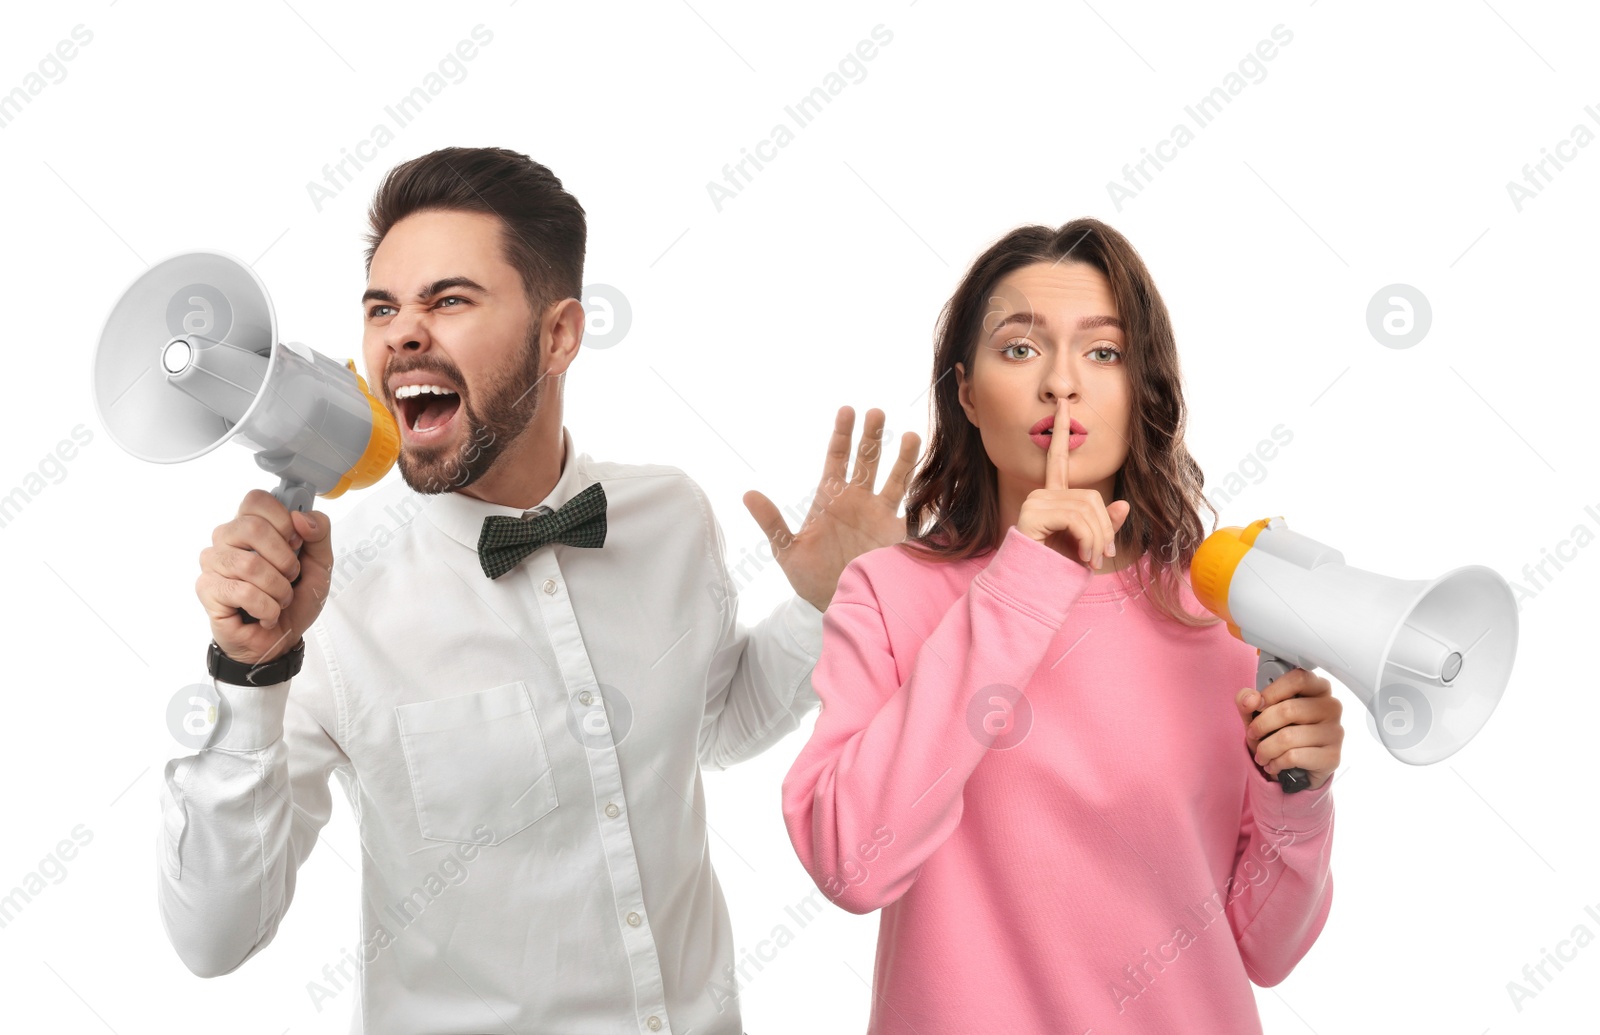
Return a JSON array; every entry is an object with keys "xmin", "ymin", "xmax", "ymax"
[
  {"xmin": 1029, "ymin": 415, "xmax": 1088, "ymax": 436},
  {"xmin": 1029, "ymin": 414, "xmax": 1088, "ymax": 451},
  {"xmin": 1031, "ymin": 429, "xmax": 1087, "ymax": 451}
]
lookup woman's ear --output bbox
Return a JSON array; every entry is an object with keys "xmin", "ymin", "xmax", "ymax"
[{"xmin": 954, "ymin": 361, "xmax": 979, "ymax": 427}]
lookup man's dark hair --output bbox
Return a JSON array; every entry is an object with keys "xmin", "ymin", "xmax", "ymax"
[{"xmin": 364, "ymin": 146, "xmax": 587, "ymax": 311}]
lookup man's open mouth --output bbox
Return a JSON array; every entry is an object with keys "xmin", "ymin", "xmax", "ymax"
[{"xmin": 395, "ymin": 384, "xmax": 462, "ymax": 434}]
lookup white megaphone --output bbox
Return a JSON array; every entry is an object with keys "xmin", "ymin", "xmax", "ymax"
[
  {"xmin": 92, "ymin": 250, "xmax": 399, "ymax": 622},
  {"xmin": 1191, "ymin": 516, "xmax": 1517, "ymax": 790}
]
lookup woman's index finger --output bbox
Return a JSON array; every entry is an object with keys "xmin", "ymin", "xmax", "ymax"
[{"xmin": 1046, "ymin": 395, "xmax": 1071, "ymax": 492}]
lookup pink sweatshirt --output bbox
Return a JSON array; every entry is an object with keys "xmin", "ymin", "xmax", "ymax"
[{"xmin": 782, "ymin": 525, "xmax": 1334, "ymax": 1034}]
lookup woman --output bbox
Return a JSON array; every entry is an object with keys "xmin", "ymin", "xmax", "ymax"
[{"xmin": 781, "ymin": 218, "xmax": 1343, "ymax": 1034}]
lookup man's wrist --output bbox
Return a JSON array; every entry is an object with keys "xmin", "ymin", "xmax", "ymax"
[{"xmin": 207, "ymin": 637, "xmax": 306, "ymax": 686}]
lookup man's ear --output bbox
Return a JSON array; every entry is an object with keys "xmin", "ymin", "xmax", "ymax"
[
  {"xmin": 542, "ymin": 297, "xmax": 586, "ymax": 378},
  {"xmin": 954, "ymin": 361, "xmax": 978, "ymax": 427}
]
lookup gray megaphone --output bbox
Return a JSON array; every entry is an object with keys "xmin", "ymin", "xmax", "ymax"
[
  {"xmin": 1191, "ymin": 516, "xmax": 1518, "ymax": 790},
  {"xmin": 92, "ymin": 250, "xmax": 399, "ymax": 622}
]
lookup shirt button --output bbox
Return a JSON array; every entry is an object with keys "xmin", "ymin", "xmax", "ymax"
[
  {"xmin": 646, "ymin": 1017, "xmax": 662, "ymax": 1031},
  {"xmin": 542, "ymin": 578, "xmax": 557, "ymax": 595},
  {"xmin": 626, "ymin": 911, "xmax": 641, "ymax": 927},
  {"xmin": 604, "ymin": 802, "xmax": 620, "ymax": 818},
  {"xmin": 578, "ymin": 690, "xmax": 593, "ymax": 705}
]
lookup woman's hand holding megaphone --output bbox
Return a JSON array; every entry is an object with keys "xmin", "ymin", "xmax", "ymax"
[
  {"xmin": 1017, "ymin": 396, "xmax": 1131, "ymax": 571},
  {"xmin": 1235, "ymin": 670, "xmax": 1344, "ymax": 792},
  {"xmin": 197, "ymin": 489, "xmax": 333, "ymax": 667}
]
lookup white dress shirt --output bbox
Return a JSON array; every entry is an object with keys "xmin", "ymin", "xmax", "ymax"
[{"xmin": 158, "ymin": 425, "xmax": 823, "ymax": 1034}]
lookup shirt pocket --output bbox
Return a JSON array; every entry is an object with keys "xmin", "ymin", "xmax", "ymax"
[{"xmin": 395, "ymin": 680, "xmax": 559, "ymax": 845}]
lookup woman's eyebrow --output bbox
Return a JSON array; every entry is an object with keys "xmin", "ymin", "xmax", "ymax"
[{"xmin": 989, "ymin": 311, "xmax": 1123, "ymax": 335}]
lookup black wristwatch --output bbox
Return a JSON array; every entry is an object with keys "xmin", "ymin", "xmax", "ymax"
[{"xmin": 207, "ymin": 637, "xmax": 306, "ymax": 686}]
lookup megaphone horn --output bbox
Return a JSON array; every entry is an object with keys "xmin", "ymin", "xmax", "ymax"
[
  {"xmin": 1192, "ymin": 517, "xmax": 1518, "ymax": 786},
  {"xmin": 92, "ymin": 250, "xmax": 400, "ymax": 622}
]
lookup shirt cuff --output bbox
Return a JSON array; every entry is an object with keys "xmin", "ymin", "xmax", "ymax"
[
  {"xmin": 208, "ymin": 678, "xmax": 291, "ymax": 751},
  {"xmin": 781, "ymin": 592, "xmax": 825, "ymax": 659}
]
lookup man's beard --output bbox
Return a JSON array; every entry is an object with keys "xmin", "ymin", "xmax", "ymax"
[{"xmin": 396, "ymin": 323, "xmax": 544, "ymax": 496}]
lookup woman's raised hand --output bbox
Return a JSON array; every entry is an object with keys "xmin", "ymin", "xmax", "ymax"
[{"xmin": 1016, "ymin": 396, "xmax": 1130, "ymax": 571}]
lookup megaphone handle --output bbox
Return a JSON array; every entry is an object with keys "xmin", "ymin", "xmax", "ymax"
[
  {"xmin": 236, "ymin": 479, "xmax": 315, "ymax": 625},
  {"xmin": 1254, "ymin": 653, "xmax": 1312, "ymax": 793}
]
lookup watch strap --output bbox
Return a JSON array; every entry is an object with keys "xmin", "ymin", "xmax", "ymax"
[{"xmin": 207, "ymin": 637, "xmax": 305, "ymax": 686}]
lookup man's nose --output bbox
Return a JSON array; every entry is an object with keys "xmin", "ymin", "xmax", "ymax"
[{"xmin": 385, "ymin": 305, "xmax": 433, "ymax": 353}]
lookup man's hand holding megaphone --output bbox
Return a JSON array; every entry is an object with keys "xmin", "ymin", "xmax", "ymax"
[
  {"xmin": 196, "ymin": 490, "xmax": 333, "ymax": 667},
  {"xmin": 1235, "ymin": 672, "xmax": 1343, "ymax": 792}
]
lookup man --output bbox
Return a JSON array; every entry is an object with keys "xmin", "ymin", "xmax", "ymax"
[{"xmin": 160, "ymin": 145, "xmax": 920, "ymax": 1034}]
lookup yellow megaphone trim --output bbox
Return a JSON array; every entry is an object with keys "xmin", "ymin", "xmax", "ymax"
[
  {"xmin": 323, "ymin": 360, "xmax": 400, "ymax": 499},
  {"xmin": 1190, "ymin": 517, "xmax": 1281, "ymax": 641}
]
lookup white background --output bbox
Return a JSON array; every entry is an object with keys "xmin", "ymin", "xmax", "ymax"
[{"xmin": 1, "ymin": 0, "xmax": 1595, "ymax": 1031}]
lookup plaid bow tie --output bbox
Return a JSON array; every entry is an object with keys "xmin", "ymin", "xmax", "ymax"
[{"xmin": 477, "ymin": 481, "xmax": 608, "ymax": 579}]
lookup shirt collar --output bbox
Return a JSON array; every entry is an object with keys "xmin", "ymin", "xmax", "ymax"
[{"xmin": 423, "ymin": 424, "xmax": 591, "ymax": 552}]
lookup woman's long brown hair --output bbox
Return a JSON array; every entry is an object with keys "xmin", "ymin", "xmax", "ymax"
[{"xmin": 901, "ymin": 218, "xmax": 1221, "ymax": 627}]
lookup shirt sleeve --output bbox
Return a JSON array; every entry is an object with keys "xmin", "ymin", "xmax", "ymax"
[
  {"xmin": 781, "ymin": 526, "xmax": 1089, "ymax": 913},
  {"xmin": 156, "ymin": 627, "xmax": 349, "ymax": 977},
  {"xmin": 1224, "ymin": 754, "xmax": 1336, "ymax": 986},
  {"xmin": 695, "ymin": 483, "xmax": 827, "ymax": 771}
]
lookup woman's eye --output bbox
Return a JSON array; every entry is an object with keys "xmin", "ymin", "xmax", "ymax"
[
  {"xmin": 1000, "ymin": 339, "xmax": 1038, "ymax": 360},
  {"xmin": 1091, "ymin": 345, "xmax": 1123, "ymax": 362}
]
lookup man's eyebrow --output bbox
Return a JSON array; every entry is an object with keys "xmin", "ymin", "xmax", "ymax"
[
  {"xmin": 989, "ymin": 311, "xmax": 1123, "ymax": 336},
  {"xmin": 362, "ymin": 276, "xmax": 489, "ymax": 306}
]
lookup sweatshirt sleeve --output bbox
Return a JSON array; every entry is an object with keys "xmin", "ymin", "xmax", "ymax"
[
  {"xmin": 782, "ymin": 526, "xmax": 1090, "ymax": 914},
  {"xmin": 156, "ymin": 627, "xmax": 350, "ymax": 977},
  {"xmin": 1224, "ymin": 758, "xmax": 1336, "ymax": 986}
]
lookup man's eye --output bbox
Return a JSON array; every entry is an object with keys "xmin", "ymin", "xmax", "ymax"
[
  {"xmin": 368, "ymin": 305, "xmax": 395, "ymax": 318},
  {"xmin": 437, "ymin": 296, "xmax": 467, "ymax": 308}
]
